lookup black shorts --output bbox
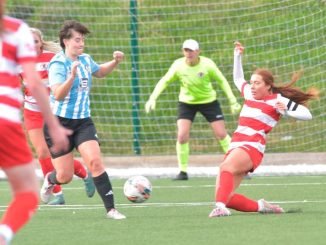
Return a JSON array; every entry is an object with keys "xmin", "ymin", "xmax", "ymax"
[
  {"xmin": 177, "ymin": 100, "xmax": 224, "ymax": 122},
  {"xmin": 44, "ymin": 117, "xmax": 99, "ymax": 159}
]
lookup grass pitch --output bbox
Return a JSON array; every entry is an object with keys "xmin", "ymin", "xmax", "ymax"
[{"xmin": 1, "ymin": 175, "xmax": 325, "ymax": 245}]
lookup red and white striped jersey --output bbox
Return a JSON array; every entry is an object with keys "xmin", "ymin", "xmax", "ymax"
[
  {"xmin": 21, "ymin": 51, "xmax": 55, "ymax": 112},
  {"xmin": 0, "ymin": 16, "xmax": 36, "ymax": 124},
  {"xmin": 229, "ymin": 83, "xmax": 282, "ymax": 154},
  {"xmin": 232, "ymin": 51, "xmax": 312, "ymax": 155}
]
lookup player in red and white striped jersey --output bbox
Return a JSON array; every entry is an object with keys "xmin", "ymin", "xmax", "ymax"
[
  {"xmin": 0, "ymin": 2, "xmax": 71, "ymax": 243},
  {"xmin": 209, "ymin": 42, "xmax": 319, "ymax": 218},
  {"xmin": 21, "ymin": 28, "xmax": 95, "ymax": 206}
]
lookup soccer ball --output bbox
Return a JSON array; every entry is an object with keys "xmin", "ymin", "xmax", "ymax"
[{"xmin": 123, "ymin": 176, "xmax": 152, "ymax": 203}]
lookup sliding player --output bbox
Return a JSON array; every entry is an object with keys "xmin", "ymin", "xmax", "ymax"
[{"xmin": 209, "ymin": 42, "xmax": 319, "ymax": 217}]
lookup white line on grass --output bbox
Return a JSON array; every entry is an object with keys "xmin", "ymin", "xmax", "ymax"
[
  {"xmin": 1, "ymin": 181, "xmax": 319, "ymax": 191},
  {"xmin": 1, "ymin": 200, "xmax": 326, "ymax": 212}
]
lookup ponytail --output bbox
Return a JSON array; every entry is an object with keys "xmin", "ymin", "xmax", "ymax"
[
  {"xmin": 42, "ymin": 41, "xmax": 62, "ymax": 53},
  {"xmin": 254, "ymin": 68, "xmax": 319, "ymax": 106},
  {"xmin": 30, "ymin": 27, "xmax": 62, "ymax": 54}
]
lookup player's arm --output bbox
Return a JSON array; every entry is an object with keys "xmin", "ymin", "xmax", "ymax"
[
  {"xmin": 93, "ymin": 51, "xmax": 123, "ymax": 78},
  {"xmin": 276, "ymin": 96, "xmax": 312, "ymax": 120},
  {"xmin": 145, "ymin": 63, "xmax": 177, "ymax": 113},
  {"xmin": 233, "ymin": 42, "xmax": 247, "ymax": 92},
  {"xmin": 22, "ymin": 62, "xmax": 71, "ymax": 152},
  {"xmin": 49, "ymin": 61, "xmax": 79, "ymax": 101},
  {"xmin": 211, "ymin": 62, "xmax": 241, "ymax": 114}
]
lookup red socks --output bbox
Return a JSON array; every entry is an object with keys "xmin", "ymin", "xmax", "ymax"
[
  {"xmin": 226, "ymin": 193, "xmax": 258, "ymax": 212},
  {"xmin": 216, "ymin": 171, "xmax": 259, "ymax": 212},
  {"xmin": 73, "ymin": 160, "xmax": 87, "ymax": 179},
  {"xmin": 40, "ymin": 158, "xmax": 87, "ymax": 179},
  {"xmin": 38, "ymin": 157, "xmax": 54, "ymax": 176},
  {"xmin": 216, "ymin": 171, "xmax": 234, "ymax": 203},
  {"xmin": 0, "ymin": 192, "xmax": 38, "ymax": 233}
]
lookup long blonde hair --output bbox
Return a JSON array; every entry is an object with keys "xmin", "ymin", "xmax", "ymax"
[
  {"xmin": 254, "ymin": 68, "xmax": 319, "ymax": 106},
  {"xmin": 30, "ymin": 28, "xmax": 62, "ymax": 53}
]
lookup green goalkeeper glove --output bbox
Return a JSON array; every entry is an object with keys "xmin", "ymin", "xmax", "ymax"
[
  {"xmin": 230, "ymin": 102, "xmax": 241, "ymax": 115},
  {"xmin": 145, "ymin": 99, "xmax": 156, "ymax": 113}
]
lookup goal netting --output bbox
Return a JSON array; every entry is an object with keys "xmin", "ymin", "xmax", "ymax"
[{"xmin": 7, "ymin": 0, "xmax": 325, "ymax": 159}]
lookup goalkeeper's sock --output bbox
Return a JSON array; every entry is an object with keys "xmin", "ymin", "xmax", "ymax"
[
  {"xmin": 93, "ymin": 172, "xmax": 115, "ymax": 212},
  {"xmin": 0, "ymin": 192, "xmax": 38, "ymax": 234},
  {"xmin": 219, "ymin": 134, "xmax": 231, "ymax": 153},
  {"xmin": 73, "ymin": 159, "xmax": 87, "ymax": 179},
  {"xmin": 226, "ymin": 193, "xmax": 258, "ymax": 212},
  {"xmin": 216, "ymin": 171, "xmax": 233, "ymax": 204},
  {"xmin": 176, "ymin": 142, "xmax": 189, "ymax": 172}
]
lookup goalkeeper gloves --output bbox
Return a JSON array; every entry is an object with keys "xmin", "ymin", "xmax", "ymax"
[
  {"xmin": 230, "ymin": 102, "xmax": 241, "ymax": 115},
  {"xmin": 145, "ymin": 99, "xmax": 156, "ymax": 113}
]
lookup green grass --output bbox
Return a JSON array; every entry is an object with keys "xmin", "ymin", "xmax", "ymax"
[{"xmin": 1, "ymin": 175, "xmax": 326, "ymax": 245}]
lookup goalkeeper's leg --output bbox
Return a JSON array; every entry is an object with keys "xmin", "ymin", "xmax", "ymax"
[
  {"xmin": 174, "ymin": 119, "xmax": 192, "ymax": 180},
  {"xmin": 210, "ymin": 120, "xmax": 231, "ymax": 153},
  {"xmin": 174, "ymin": 142, "xmax": 189, "ymax": 180}
]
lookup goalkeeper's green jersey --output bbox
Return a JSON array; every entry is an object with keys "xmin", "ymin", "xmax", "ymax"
[{"xmin": 150, "ymin": 56, "xmax": 236, "ymax": 104}]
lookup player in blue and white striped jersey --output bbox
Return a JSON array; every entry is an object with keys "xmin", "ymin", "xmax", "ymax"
[
  {"xmin": 48, "ymin": 51, "xmax": 99, "ymax": 119},
  {"xmin": 41, "ymin": 20, "xmax": 126, "ymax": 220}
]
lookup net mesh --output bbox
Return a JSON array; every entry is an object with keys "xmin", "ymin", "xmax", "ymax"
[{"xmin": 8, "ymin": 0, "xmax": 325, "ymax": 157}]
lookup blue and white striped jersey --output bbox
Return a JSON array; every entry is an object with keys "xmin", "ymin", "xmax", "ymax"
[{"xmin": 48, "ymin": 51, "xmax": 100, "ymax": 119}]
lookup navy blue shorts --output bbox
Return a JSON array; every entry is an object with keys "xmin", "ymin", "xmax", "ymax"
[
  {"xmin": 177, "ymin": 100, "xmax": 224, "ymax": 122},
  {"xmin": 44, "ymin": 117, "xmax": 99, "ymax": 159}
]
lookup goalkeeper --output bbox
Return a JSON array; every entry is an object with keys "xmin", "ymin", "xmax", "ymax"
[{"xmin": 145, "ymin": 39, "xmax": 241, "ymax": 180}]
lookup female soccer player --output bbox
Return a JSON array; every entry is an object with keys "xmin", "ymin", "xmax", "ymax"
[
  {"xmin": 145, "ymin": 39, "xmax": 241, "ymax": 180},
  {"xmin": 40, "ymin": 20, "xmax": 126, "ymax": 219},
  {"xmin": 209, "ymin": 42, "xmax": 319, "ymax": 217},
  {"xmin": 21, "ymin": 28, "xmax": 95, "ymax": 205},
  {"xmin": 0, "ymin": 2, "xmax": 70, "ymax": 244}
]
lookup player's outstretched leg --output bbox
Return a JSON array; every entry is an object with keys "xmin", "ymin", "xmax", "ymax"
[{"xmin": 258, "ymin": 199, "xmax": 284, "ymax": 214}]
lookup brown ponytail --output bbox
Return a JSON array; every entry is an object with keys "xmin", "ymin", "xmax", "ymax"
[{"xmin": 254, "ymin": 68, "xmax": 319, "ymax": 106}]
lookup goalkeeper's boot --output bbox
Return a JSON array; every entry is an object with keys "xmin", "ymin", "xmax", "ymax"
[
  {"xmin": 209, "ymin": 203, "xmax": 231, "ymax": 218},
  {"xmin": 258, "ymin": 199, "xmax": 284, "ymax": 214},
  {"xmin": 40, "ymin": 173, "xmax": 54, "ymax": 204},
  {"xmin": 107, "ymin": 209, "xmax": 126, "ymax": 220},
  {"xmin": 172, "ymin": 171, "xmax": 188, "ymax": 180},
  {"xmin": 48, "ymin": 193, "xmax": 65, "ymax": 205},
  {"xmin": 83, "ymin": 171, "xmax": 96, "ymax": 198}
]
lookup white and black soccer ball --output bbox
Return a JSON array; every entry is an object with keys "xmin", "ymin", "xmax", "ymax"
[{"xmin": 123, "ymin": 176, "xmax": 152, "ymax": 203}]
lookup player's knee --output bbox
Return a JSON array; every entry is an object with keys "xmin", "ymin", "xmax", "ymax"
[
  {"xmin": 177, "ymin": 134, "xmax": 189, "ymax": 144},
  {"xmin": 88, "ymin": 157, "xmax": 104, "ymax": 173},
  {"xmin": 219, "ymin": 162, "xmax": 235, "ymax": 174},
  {"xmin": 56, "ymin": 171, "xmax": 73, "ymax": 184},
  {"xmin": 215, "ymin": 132, "xmax": 228, "ymax": 140}
]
